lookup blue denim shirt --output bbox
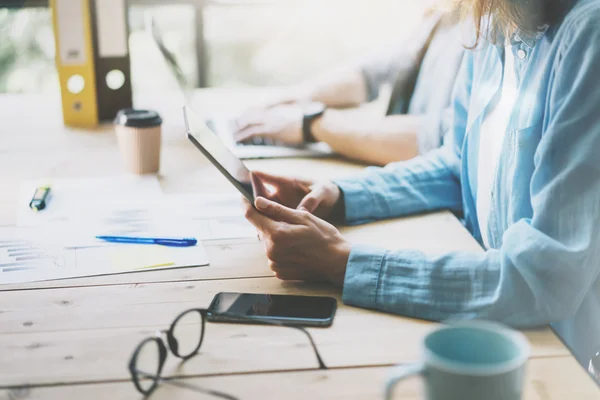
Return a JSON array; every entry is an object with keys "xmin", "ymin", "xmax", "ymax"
[{"xmin": 336, "ymin": 0, "xmax": 600, "ymax": 367}]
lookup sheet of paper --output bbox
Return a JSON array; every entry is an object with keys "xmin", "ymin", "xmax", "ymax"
[
  {"xmin": 160, "ymin": 193, "xmax": 257, "ymax": 240},
  {"xmin": 61, "ymin": 193, "xmax": 257, "ymax": 247},
  {"xmin": 17, "ymin": 177, "xmax": 255, "ymax": 251},
  {"xmin": 0, "ymin": 227, "xmax": 209, "ymax": 285},
  {"xmin": 6, "ymin": 180, "xmax": 256, "ymax": 284},
  {"xmin": 0, "ymin": 233, "xmax": 63, "ymax": 274},
  {"xmin": 17, "ymin": 176, "xmax": 163, "ymax": 227}
]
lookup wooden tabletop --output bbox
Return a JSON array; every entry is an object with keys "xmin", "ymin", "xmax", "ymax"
[{"xmin": 0, "ymin": 90, "xmax": 597, "ymax": 399}]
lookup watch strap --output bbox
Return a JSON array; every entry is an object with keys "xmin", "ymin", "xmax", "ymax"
[
  {"xmin": 302, "ymin": 103, "xmax": 326, "ymax": 143},
  {"xmin": 302, "ymin": 114, "xmax": 317, "ymax": 143}
]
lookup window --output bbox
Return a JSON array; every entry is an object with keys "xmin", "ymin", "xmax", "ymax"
[
  {"xmin": 0, "ymin": 7, "xmax": 56, "ymax": 93},
  {"xmin": 0, "ymin": 0, "xmax": 427, "ymax": 94}
]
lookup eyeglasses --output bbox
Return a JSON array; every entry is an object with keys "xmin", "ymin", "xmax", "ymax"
[{"xmin": 128, "ymin": 308, "xmax": 327, "ymax": 398}]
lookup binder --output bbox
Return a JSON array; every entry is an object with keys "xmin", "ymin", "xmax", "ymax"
[
  {"xmin": 51, "ymin": 0, "xmax": 99, "ymax": 128},
  {"xmin": 51, "ymin": 0, "xmax": 133, "ymax": 128},
  {"xmin": 89, "ymin": 0, "xmax": 133, "ymax": 122}
]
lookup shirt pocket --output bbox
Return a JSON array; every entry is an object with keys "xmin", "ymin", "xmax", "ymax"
[{"xmin": 510, "ymin": 123, "xmax": 542, "ymax": 150}]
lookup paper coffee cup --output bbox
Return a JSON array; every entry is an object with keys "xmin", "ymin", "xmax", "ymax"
[{"xmin": 114, "ymin": 109, "xmax": 163, "ymax": 175}]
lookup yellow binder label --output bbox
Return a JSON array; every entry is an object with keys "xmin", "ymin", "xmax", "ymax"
[{"xmin": 51, "ymin": 0, "xmax": 99, "ymax": 128}]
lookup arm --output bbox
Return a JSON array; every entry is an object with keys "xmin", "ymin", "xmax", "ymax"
[
  {"xmin": 281, "ymin": 32, "xmax": 418, "ymax": 109},
  {"xmin": 311, "ymin": 109, "xmax": 422, "ymax": 166},
  {"xmin": 344, "ymin": 18, "xmax": 600, "ymax": 327},
  {"xmin": 294, "ymin": 67, "xmax": 368, "ymax": 109},
  {"xmin": 298, "ymin": 43, "xmax": 416, "ymax": 108},
  {"xmin": 235, "ymin": 31, "xmax": 427, "ymax": 148},
  {"xmin": 333, "ymin": 49, "xmax": 473, "ymax": 225}
]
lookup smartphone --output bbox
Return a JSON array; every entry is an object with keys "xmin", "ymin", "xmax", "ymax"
[
  {"xmin": 207, "ymin": 292, "xmax": 337, "ymax": 327},
  {"xmin": 184, "ymin": 106, "xmax": 255, "ymax": 203}
]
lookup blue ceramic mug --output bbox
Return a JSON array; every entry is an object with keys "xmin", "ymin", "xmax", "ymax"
[{"xmin": 385, "ymin": 321, "xmax": 530, "ymax": 400}]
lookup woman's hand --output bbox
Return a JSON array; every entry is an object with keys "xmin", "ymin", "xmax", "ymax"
[
  {"xmin": 251, "ymin": 171, "xmax": 342, "ymax": 221},
  {"xmin": 243, "ymin": 197, "xmax": 351, "ymax": 285}
]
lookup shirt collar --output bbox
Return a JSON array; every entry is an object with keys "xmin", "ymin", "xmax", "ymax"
[{"xmin": 513, "ymin": 26, "xmax": 549, "ymax": 49}]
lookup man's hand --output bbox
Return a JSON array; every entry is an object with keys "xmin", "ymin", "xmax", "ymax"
[
  {"xmin": 250, "ymin": 171, "xmax": 341, "ymax": 221},
  {"xmin": 243, "ymin": 197, "xmax": 351, "ymax": 285},
  {"xmin": 235, "ymin": 104, "xmax": 304, "ymax": 145}
]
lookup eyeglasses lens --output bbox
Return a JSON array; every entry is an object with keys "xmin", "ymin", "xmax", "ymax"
[
  {"xmin": 171, "ymin": 310, "xmax": 204, "ymax": 358},
  {"xmin": 133, "ymin": 339, "xmax": 162, "ymax": 393}
]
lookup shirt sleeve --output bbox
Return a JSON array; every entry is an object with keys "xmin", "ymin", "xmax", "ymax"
[
  {"xmin": 359, "ymin": 46, "xmax": 415, "ymax": 102},
  {"xmin": 335, "ymin": 50, "xmax": 473, "ymax": 225},
  {"xmin": 343, "ymin": 14, "xmax": 600, "ymax": 328}
]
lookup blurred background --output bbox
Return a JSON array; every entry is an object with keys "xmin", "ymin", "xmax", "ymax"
[{"xmin": 0, "ymin": 0, "xmax": 427, "ymax": 95}]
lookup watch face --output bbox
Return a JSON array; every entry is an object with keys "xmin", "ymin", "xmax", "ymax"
[{"xmin": 304, "ymin": 102, "xmax": 326, "ymax": 117}]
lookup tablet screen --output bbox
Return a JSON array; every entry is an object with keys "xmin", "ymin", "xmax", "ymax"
[{"xmin": 184, "ymin": 106, "xmax": 254, "ymax": 201}]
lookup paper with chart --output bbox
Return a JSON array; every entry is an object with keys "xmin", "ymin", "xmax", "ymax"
[
  {"xmin": 17, "ymin": 178, "xmax": 257, "ymax": 245},
  {"xmin": 58, "ymin": 194, "xmax": 257, "ymax": 248},
  {"xmin": 0, "ymin": 176, "xmax": 258, "ymax": 284},
  {"xmin": 153, "ymin": 193, "xmax": 257, "ymax": 240},
  {"xmin": 5, "ymin": 176, "xmax": 257, "ymax": 284},
  {"xmin": 17, "ymin": 175, "xmax": 164, "ymax": 228},
  {"xmin": 0, "ymin": 235, "xmax": 62, "ymax": 274},
  {"xmin": 0, "ymin": 227, "xmax": 209, "ymax": 285}
]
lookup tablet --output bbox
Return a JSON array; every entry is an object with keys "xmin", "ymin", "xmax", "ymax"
[{"xmin": 184, "ymin": 106, "xmax": 254, "ymax": 203}]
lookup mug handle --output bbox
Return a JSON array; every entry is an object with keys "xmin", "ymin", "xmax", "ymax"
[{"xmin": 384, "ymin": 363, "xmax": 426, "ymax": 400}]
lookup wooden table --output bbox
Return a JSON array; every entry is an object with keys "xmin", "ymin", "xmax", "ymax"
[{"xmin": 0, "ymin": 90, "xmax": 597, "ymax": 399}]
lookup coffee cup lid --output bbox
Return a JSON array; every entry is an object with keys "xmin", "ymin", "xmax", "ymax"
[{"xmin": 115, "ymin": 109, "xmax": 162, "ymax": 128}]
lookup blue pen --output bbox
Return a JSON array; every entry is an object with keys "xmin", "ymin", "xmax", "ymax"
[{"xmin": 95, "ymin": 236, "xmax": 197, "ymax": 247}]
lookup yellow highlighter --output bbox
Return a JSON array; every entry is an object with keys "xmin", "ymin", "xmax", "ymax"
[{"xmin": 29, "ymin": 186, "xmax": 52, "ymax": 212}]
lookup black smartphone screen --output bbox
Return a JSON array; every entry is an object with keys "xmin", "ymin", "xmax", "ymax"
[
  {"xmin": 184, "ymin": 106, "xmax": 255, "ymax": 203},
  {"xmin": 208, "ymin": 292, "xmax": 337, "ymax": 326}
]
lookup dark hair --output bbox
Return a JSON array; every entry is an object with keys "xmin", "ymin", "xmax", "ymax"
[{"xmin": 464, "ymin": 0, "xmax": 575, "ymax": 46}]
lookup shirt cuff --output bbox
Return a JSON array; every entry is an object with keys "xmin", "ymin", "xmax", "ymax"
[
  {"xmin": 333, "ymin": 178, "xmax": 375, "ymax": 224},
  {"xmin": 342, "ymin": 244, "xmax": 388, "ymax": 310}
]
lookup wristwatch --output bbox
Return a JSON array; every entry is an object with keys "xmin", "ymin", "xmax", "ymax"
[{"xmin": 302, "ymin": 102, "xmax": 326, "ymax": 143}]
